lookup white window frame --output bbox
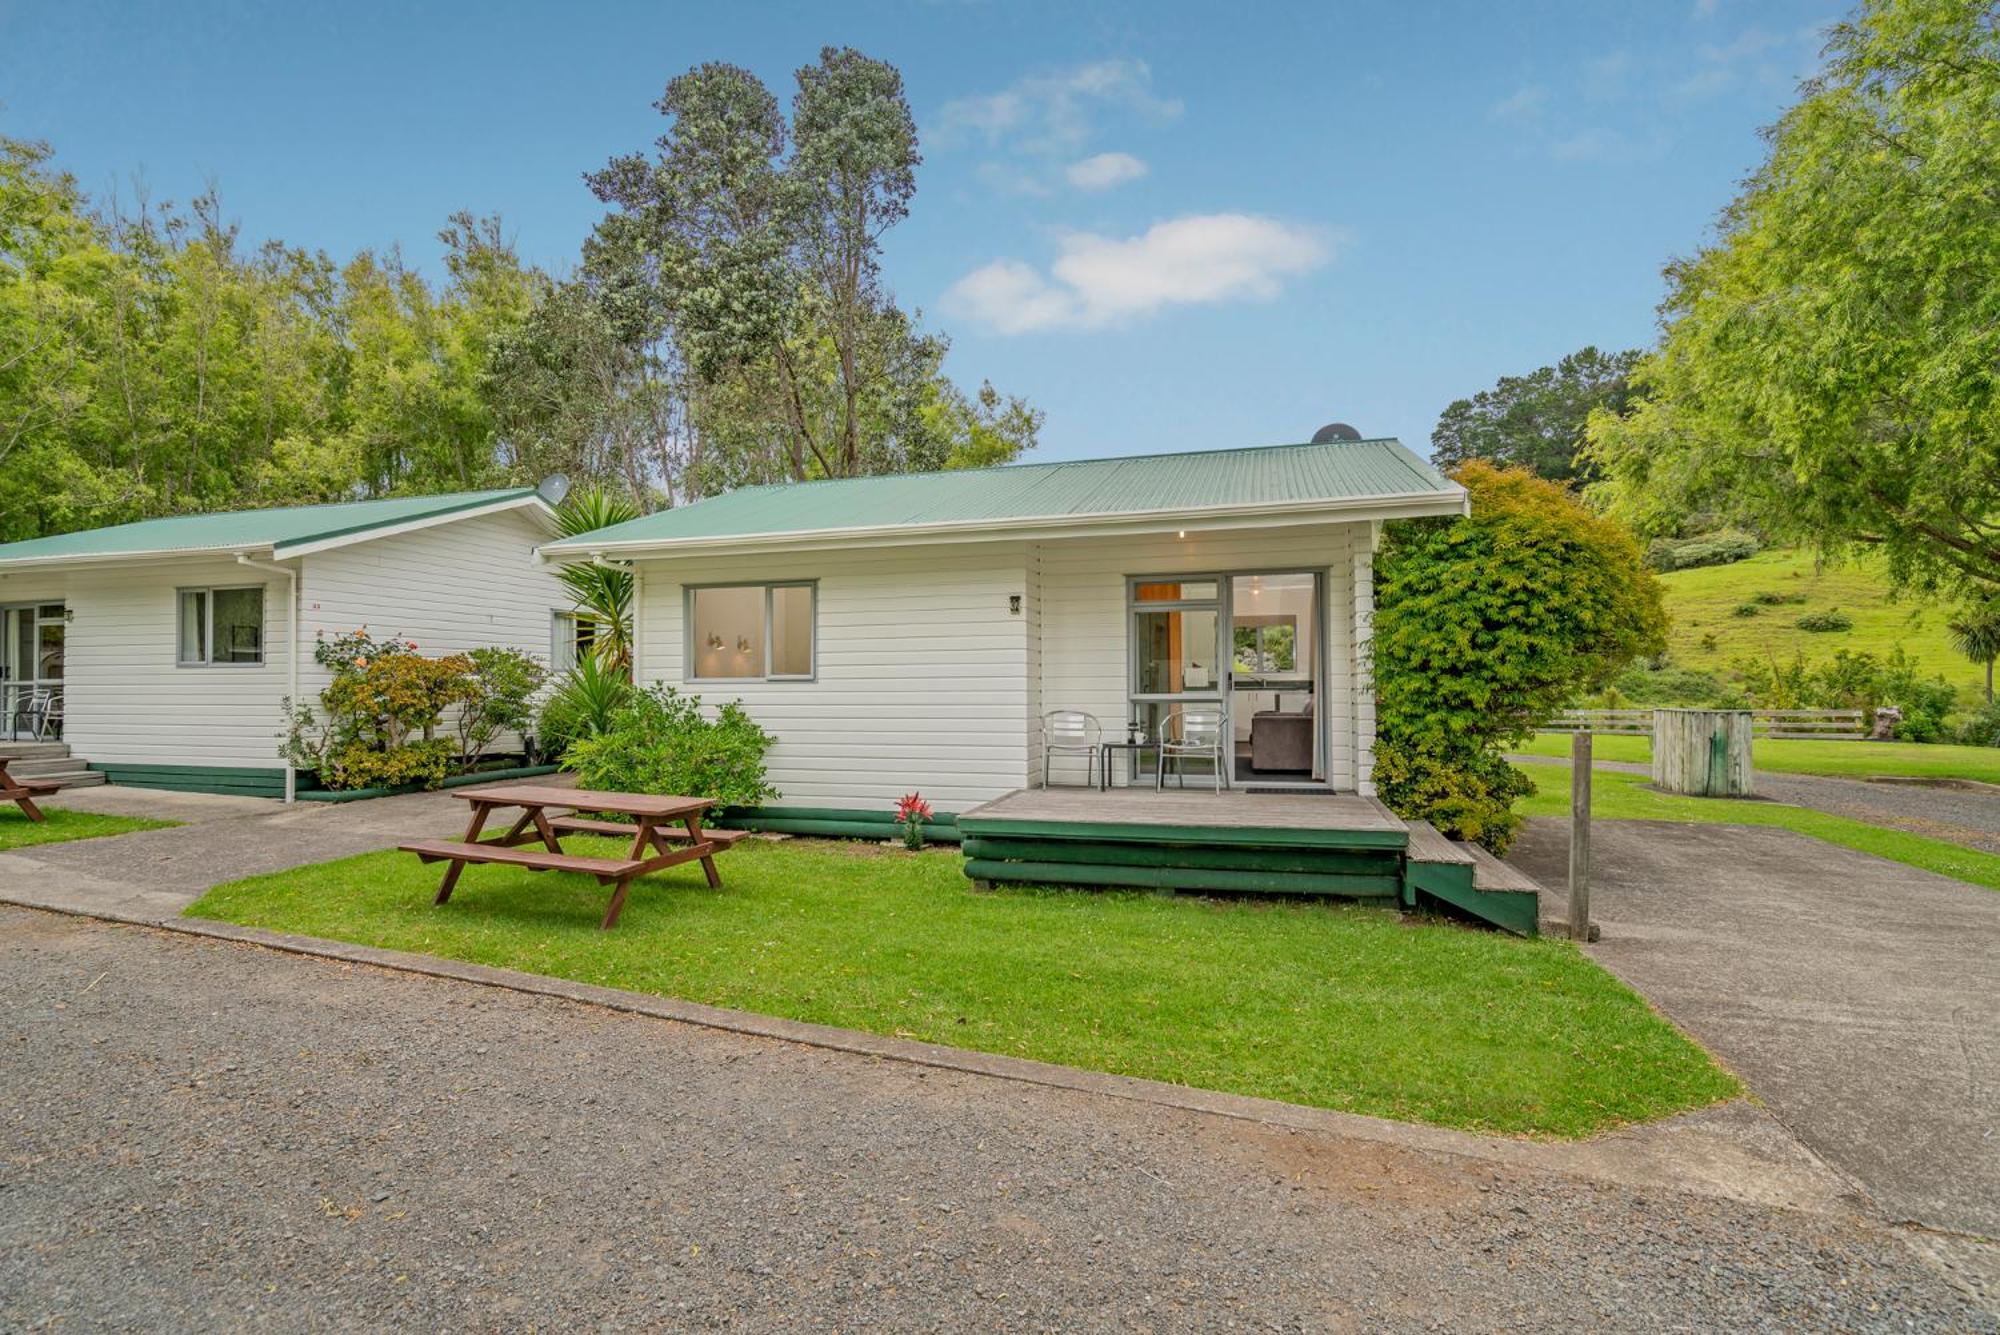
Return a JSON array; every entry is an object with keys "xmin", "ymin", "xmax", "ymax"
[
  {"xmin": 550, "ymin": 609, "xmax": 595, "ymax": 673},
  {"xmin": 176, "ymin": 584, "xmax": 267, "ymax": 668},
  {"xmin": 684, "ymin": 581, "xmax": 817, "ymax": 684}
]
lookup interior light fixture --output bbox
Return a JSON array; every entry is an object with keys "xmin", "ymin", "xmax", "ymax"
[
  {"xmin": 706, "ymin": 632, "xmax": 723, "ymax": 650},
  {"xmin": 736, "ymin": 635, "xmax": 751, "ymax": 653}
]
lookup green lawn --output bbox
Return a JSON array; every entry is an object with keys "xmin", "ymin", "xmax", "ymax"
[
  {"xmin": 186, "ymin": 837, "xmax": 1738, "ymax": 1139},
  {"xmin": 1659, "ymin": 548, "xmax": 1979, "ymax": 702},
  {"xmin": 1517, "ymin": 763, "xmax": 2000, "ymax": 892},
  {"xmin": 1520, "ymin": 732, "xmax": 2000, "ymax": 784},
  {"xmin": 0, "ymin": 806, "xmax": 176, "ymax": 850}
]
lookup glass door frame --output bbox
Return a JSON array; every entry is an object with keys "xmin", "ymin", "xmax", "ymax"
[
  {"xmin": 1223, "ymin": 569, "xmax": 1328, "ymax": 788},
  {"xmin": 1122, "ymin": 571, "xmax": 1332, "ymax": 790},
  {"xmin": 2, "ymin": 602, "xmax": 66, "ymax": 741},
  {"xmin": 1124, "ymin": 576, "xmax": 1226, "ymax": 784}
]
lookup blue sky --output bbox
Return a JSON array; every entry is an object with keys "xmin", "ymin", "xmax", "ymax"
[{"xmin": 1, "ymin": 0, "xmax": 1834, "ymax": 462}]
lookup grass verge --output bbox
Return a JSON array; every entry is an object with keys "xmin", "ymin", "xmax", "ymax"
[
  {"xmin": 186, "ymin": 836, "xmax": 1738, "ymax": 1139},
  {"xmin": 1519, "ymin": 732, "xmax": 2000, "ymax": 785},
  {"xmin": 0, "ymin": 807, "xmax": 176, "ymax": 851},
  {"xmin": 1518, "ymin": 763, "xmax": 2000, "ymax": 892}
]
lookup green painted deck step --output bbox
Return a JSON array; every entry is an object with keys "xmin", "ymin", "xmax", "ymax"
[{"xmin": 1402, "ymin": 820, "xmax": 1542, "ymax": 936}]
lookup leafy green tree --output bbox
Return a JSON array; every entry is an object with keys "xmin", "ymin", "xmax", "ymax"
[
  {"xmin": 337, "ymin": 213, "xmax": 537, "ymax": 494},
  {"xmin": 1587, "ymin": 0, "xmax": 2000, "ymax": 599},
  {"xmin": 1948, "ymin": 598, "xmax": 2000, "ymax": 703},
  {"xmin": 1430, "ymin": 346, "xmax": 1641, "ymax": 484},
  {"xmin": 487, "ymin": 223, "xmax": 693, "ymax": 509},
  {"xmin": 1374, "ymin": 462, "xmax": 1667, "ymax": 851},
  {"xmin": 589, "ymin": 49, "xmax": 1035, "ymax": 484}
]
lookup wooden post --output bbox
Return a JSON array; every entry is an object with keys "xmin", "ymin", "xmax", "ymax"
[{"xmin": 1569, "ymin": 731, "xmax": 1592, "ymax": 942}]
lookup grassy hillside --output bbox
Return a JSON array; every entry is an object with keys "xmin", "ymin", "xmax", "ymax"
[{"xmin": 1657, "ymin": 549, "xmax": 1982, "ymax": 704}]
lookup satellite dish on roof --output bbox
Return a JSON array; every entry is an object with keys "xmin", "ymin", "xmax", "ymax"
[
  {"xmin": 1310, "ymin": 422, "xmax": 1363, "ymax": 443},
  {"xmin": 537, "ymin": 474, "xmax": 572, "ymax": 507}
]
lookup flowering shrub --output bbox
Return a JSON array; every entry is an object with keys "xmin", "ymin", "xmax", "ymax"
[
  {"xmin": 283, "ymin": 627, "xmax": 543, "ymax": 791},
  {"xmin": 895, "ymin": 792, "xmax": 933, "ymax": 849}
]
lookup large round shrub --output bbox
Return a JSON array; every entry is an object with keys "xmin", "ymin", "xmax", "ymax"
[{"xmin": 1374, "ymin": 462, "xmax": 1666, "ymax": 851}]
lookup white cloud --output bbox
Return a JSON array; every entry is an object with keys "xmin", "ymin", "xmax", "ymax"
[
  {"xmin": 1064, "ymin": 151, "xmax": 1148, "ymax": 190},
  {"xmin": 1489, "ymin": 85, "xmax": 1548, "ymax": 122},
  {"xmin": 943, "ymin": 214, "xmax": 1333, "ymax": 334},
  {"xmin": 933, "ymin": 59, "xmax": 1183, "ymax": 156}
]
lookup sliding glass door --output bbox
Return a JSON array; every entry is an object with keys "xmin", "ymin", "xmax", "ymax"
[
  {"xmin": 1228, "ymin": 572, "xmax": 1320, "ymax": 784},
  {"xmin": 1125, "ymin": 579, "xmax": 1224, "ymax": 782}
]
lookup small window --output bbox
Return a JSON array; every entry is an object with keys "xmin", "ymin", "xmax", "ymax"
[
  {"xmin": 178, "ymin": 586, "xmax": 265, "ymax": 666},
  {"xmin": 688, "ymin": 582, "xmax": 815, "ymax": 682},
  {"xmin": 550, "ymin": 610, "xmax": 595, "ymax": 672}
]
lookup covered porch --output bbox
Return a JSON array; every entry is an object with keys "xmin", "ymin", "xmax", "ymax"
[{"xmin": 957, "ymin": 786, "xmax": 1542, "ymax": 934}]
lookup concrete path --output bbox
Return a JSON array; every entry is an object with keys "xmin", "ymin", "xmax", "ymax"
[
  {"xmin": 1511, "ymin": 817, "xmax": 2000, "ymax": 1240},
  {"xmin": 4, "ymin": 906, "xmax": 1990, "ymax": 1330},
  {"xmin": 4, "ymin": 782, "xmax": 541, "ymax": 920}
]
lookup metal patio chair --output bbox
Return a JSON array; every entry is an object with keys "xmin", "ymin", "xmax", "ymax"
[
  {"xmin": 1157, "ymin": 704, "xmax": 1228, "ymax": 792},
  {"xmin": 1039, "ymin": 710, "xmax": 1103, "ymax": 788},
  {"xmin": 10, "ymin": 688, "xmax": 59, "ymax": 742}
]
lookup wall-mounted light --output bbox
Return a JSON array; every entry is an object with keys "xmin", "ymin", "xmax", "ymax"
[
  {"xmin": 736, "ymin": 635, "xmax": 751, "ymax": 653},
  {"xmin": 706, "ymin": 632, "xmax": 723, "ymax": 650}
]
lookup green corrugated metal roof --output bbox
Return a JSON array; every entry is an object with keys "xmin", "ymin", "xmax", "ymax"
[
  {"xmin": 547, "ymin": 438, "xmax": 1458, "ymax": 551},
  {"xmin": 0, "ymin": 488, "xmax": 540, "ymax": 567}
]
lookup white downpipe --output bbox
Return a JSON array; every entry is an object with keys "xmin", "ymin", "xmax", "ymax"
[{"xmin": 236, "ymin": 552, "xmax": 300, "ymax": 804}]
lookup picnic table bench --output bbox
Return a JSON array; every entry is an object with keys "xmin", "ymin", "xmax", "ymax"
[
  {"xmin": 0, "ymin": 756, "xmax": 62, "ymax": 823},
  {"xmin": 399, "ymin": 783, "xmax": 747, "ymax": 929}
]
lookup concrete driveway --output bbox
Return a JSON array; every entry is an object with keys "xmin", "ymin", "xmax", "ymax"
[{"xmin": 1511, "ymin": 817, "xmax": 2000, "ymax": 1240}]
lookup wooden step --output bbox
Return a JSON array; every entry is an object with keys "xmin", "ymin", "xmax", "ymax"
[
  {"xmin": 0, "ymin": 742, "xmax": 69, "ymax": 761},
  {"xmin": 1466, "ymin": 843, "xmax": 1543, "ymax": 896},
  {"xmin": 5, "ymin": 756, "xmax": 91, "ymax": 780},
  {"xmin": 1403, "ymin": 820, "xmax": 1475, "ymax": 866},
  {"xmin": 398, "ymin": 839, "xmax": 639, "ymax": 883}
]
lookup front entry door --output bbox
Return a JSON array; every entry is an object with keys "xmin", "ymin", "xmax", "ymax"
[
  {"xmin": 1126, "ymin": 578, "xmax": 1224, "ymax": 783},
  {"xmin": 1, "ymin": 603, "xmax": 65, "ymax": 739}
]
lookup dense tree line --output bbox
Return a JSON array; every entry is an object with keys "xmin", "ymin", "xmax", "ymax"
[{"xmin": 0, "ymin": 47, "xmax": 1039, "ymax": 543}]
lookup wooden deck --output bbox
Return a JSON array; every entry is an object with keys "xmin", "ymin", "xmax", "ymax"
[
  {"xmin": 957, "ymin": 787, "xmax": 1408, "ymax": 848},
  {"xmin": 957, "ymin": 787, "xmax": 1543, "ymax": 935}
]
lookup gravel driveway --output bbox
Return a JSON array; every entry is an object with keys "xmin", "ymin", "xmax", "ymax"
[{"xmin": 4, "ymin": 907, "xmax": 1990, "ymax": 1332}]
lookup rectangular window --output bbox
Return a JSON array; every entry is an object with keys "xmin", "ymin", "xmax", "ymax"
[
  {"xmin": 688, "ymin": 582, "xmax": 815, "ymax": 682},
  {"xmin": 550, "ymin": 610, "xmax": 595, "ymax": 672},
  {"xmin": 177, "ymin": 586, "xmax": 265, "ymax": 666}
]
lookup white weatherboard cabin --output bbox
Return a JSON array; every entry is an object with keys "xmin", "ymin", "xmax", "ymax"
[
  {"xmin": 0, "ymin": 489, "xmax": 567, "ymax": 799},
  {"xmin": 542, "ymin": 432, "xmax": 1469, "ymax": 817}
]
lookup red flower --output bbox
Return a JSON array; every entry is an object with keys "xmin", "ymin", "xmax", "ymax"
[{"xmin": 895, "ymin": 792, "xmax": 932, "ymax": 823}]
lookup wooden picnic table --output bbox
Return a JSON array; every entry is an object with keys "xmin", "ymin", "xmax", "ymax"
[
  {"xmin": 398, "ymin": 784, "xmax": 747, "ymax": 929},
  {"xmin": 0, "ymin": 756, "xmax": 61, "ymax": 823}
]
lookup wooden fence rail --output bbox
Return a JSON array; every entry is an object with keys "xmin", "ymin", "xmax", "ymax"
[{"xmin": 1543, "ymin": 708, "xmax": 1865, "ymax": 741}]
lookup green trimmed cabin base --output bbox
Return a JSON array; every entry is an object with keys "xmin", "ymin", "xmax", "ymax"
[
  {"xmin": 955, "ymin": 788, "xmax": 1541, "ymax": 935},
  {"xmin": 87, "ymin": 763, "xmax": 288, "ymax": 798},
  {"xmin": 715, "ymin": 805, "xmax": 962, "ymax": 844}
]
